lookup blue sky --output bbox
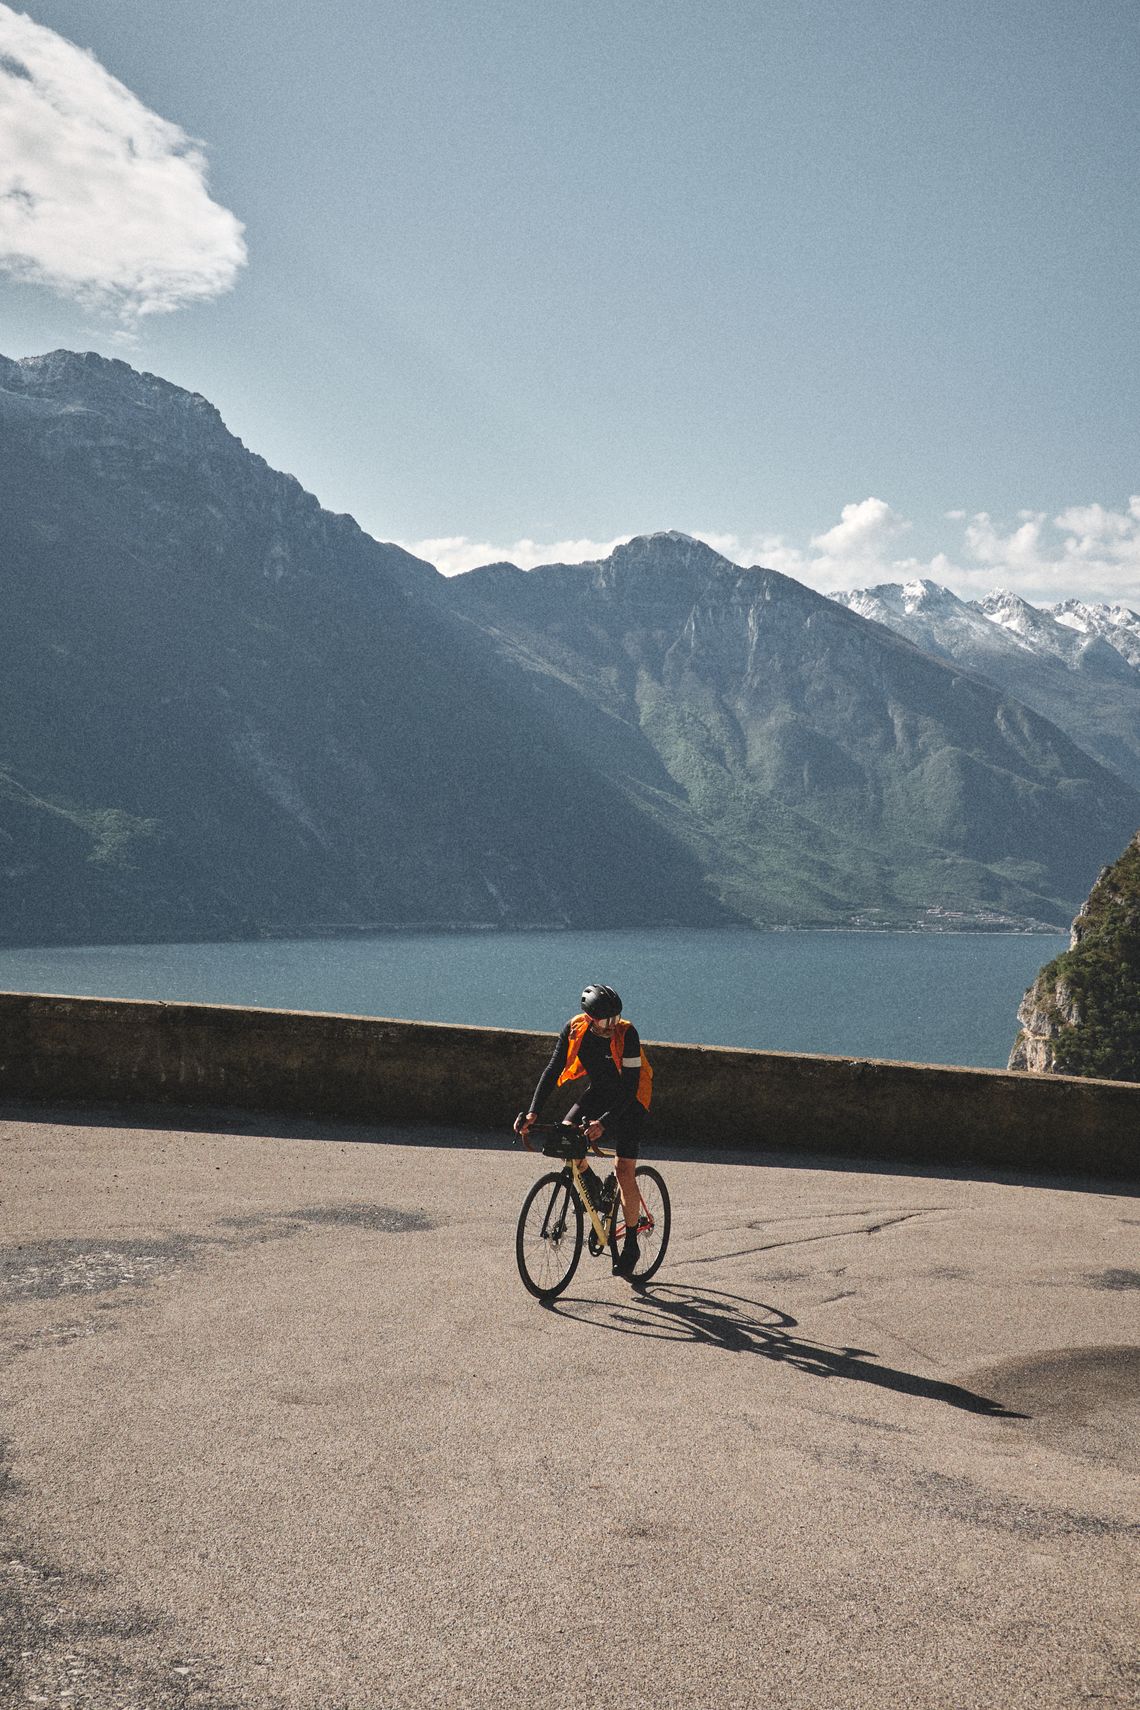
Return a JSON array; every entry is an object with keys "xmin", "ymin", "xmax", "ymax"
[{"xmin": 1, "ymin": 0, "xmax": 1138, "ymax": 602}]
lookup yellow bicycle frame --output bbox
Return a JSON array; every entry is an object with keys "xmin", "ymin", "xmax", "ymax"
[
  {"xmin": 568, "ymin": 1154, "xmax": 619, "ymax": 1247},
  {"xmin": 526, "ymin": 1127, "xmax": 649, "ymax": 1247}
]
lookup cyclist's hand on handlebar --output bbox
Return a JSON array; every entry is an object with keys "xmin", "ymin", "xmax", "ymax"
[
  {"xmin": 514, "ymin": 1110, "xmax": 539, "ymax": 1144},
  {"xmin": 585, "ymin": 1119, "xmax": 605, "ymax": 1144}
]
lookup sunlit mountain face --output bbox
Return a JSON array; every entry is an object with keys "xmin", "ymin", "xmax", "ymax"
[{"xmin": 421, "ymin": 532, "xmax": 1138, "ymax": 931}]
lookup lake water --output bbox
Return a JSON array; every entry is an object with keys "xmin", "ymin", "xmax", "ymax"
[{"xmin": 0, "ymin": 928, "xmax": 1067, "ymax": 1069}]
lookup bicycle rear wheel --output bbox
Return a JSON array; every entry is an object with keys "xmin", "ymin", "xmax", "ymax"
[
  {"xmin": 610, "ymin": 1165, "xmax": 671, "ymax": 1285},
  {"xmin": 516, "ymin": 1172, "xmax": 584, "ymax": 1301}
]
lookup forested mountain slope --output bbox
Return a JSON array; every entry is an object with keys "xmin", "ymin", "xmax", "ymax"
[
  {"xmin": 1010, "ymin": 831, "xmax": 1140, "ymax": 1081},
  {"xmin": 420, "ymin": 533, "xmax": 1139, "ymax": 929}
]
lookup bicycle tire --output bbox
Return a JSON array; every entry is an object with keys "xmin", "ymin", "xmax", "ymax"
[
  {"xmin": 609, "ymin": 1165, "xmax": 671, "ymax": 1285},
  {"xmin": 516, "ymin": 1171, "xmax": 584, "ymax": 1301}
]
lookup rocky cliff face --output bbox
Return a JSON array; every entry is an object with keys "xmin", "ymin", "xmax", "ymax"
[
  {"xmin": 1008, "ymin": 979, "xmax": 1082, "ymax": 1073},
  {"xmin": 1009, "ymin": 831, "xmax": 1140, "ymax": 1080}
]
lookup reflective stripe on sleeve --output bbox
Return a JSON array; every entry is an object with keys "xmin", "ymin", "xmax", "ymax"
[{"xmin": 622, "ymin": 1056, "xmax": 641, "ymax": 1068}]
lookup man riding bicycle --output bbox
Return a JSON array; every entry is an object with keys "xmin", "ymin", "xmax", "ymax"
[{"xmin": 515, "ymin": 984, "xmax": 652, "ymax": 1277}]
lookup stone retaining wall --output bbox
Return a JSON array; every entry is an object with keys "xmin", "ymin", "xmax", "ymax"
[{"xmin": 0, "ymin": 991, "xmax": 1136, "ymax": 1179}]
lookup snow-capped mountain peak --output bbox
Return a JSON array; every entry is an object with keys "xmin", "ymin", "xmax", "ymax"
[
  {"xmin": 827, "ymin": 575, "xmax": 1140, "ymax": 793},
  {"xmin": 1050, "ymin": 599, "xmax": 1140, "ymax": 669},
  {"xmin": 829, "ymin": 578, "xmax": 1025, "ymax": 664},
  {"xmin": 900, "ymin": 576, "xmax": 942, "ymax": 603},
  {"xmin": 830, "ymin": 577, "xmax": 965, "ymax": 631},
  {"xmin": 901, "ymin": 576, "xmax": 982, "ymax": 616},
  {"xmin": 833, "ymin": 579, "xmax": 1140, "ymax": 677},
  {"xmin": 974, "ymin": 587, "xmax": 1032, "ymax": 624},
  {"xmin": 967, "ymin": 589, "xmax": 1138, "ymax": 672}
]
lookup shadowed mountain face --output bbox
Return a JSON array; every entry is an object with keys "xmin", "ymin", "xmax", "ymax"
[
  {"xmin": 0, "ymin": 352, "xmax": 726, "ymax": 943},
  {"xmin": 1, "ymin": 351, "xmax": 1135, "ymax": 944},
  {"xmin": 423, "ymin": 534, "xmax": 1140, "ymax": 929}
]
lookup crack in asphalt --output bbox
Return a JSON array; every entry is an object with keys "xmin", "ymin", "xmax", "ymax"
[{"xmin": 675, "ymin": 1207, "xmax": 948, "ymax": 1267}]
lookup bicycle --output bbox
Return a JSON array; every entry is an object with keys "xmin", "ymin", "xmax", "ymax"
[{"xmin": 513, "ymin": 1118, "xmax": 671, "ymax": 1302}]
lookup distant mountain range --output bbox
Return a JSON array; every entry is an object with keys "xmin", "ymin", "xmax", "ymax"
[
  {"xmin": 1, "ymin": 348, "xmax": 1137, "ymax": 944},
  {"xmin": 830, "ymin": 579, "xmax": 1140, "ymax": 792}
]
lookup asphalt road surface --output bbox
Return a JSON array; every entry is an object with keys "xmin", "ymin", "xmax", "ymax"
[{"xmin": 2, "ymin": 1108, "xmax": 1138, "ymax": 1710}]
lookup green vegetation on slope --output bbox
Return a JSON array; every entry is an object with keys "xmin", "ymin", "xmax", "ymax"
[
  {"xmin": 436, "ymin": 537, "xmax": 1138, "ymax": 930},
  {"xmin": 1017, "ymin": 832, "xmax": 1140, "ymax": 1081}
]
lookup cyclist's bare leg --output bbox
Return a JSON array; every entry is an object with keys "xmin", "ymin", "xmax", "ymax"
[{"xmin": 616, "ymin": 1155, "xmax": 639, "ymax": 1227}]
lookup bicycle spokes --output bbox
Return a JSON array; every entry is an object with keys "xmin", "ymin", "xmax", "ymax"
[
  {"xmin": 516, "ymin": 1172, "xmax": 585, "ymax": 1301},
  {"xmin": 612, "ymin": 1199, "xmax": 653, "ymax": 1243},
  {"xmin": 541, "ymin": 1193, "xmax": 570, "ymax": 1241},
  {"xmin": 610, "ymin": 1167, "xmax": 671, "ymax": 1284},
  {"xmin": 517, "ymin": 1163, "xmax": 670, "ymax": 1298}
]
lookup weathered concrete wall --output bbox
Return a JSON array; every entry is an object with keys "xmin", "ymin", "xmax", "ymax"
[{"xmin": 0, "ymin": 991, "xmax": 1136, "ymax": 1179}]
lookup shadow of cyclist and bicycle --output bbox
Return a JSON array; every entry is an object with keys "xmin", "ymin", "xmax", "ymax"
[{"xmin": 551, "ymin": 1283, "xmax": 1025, "ymax": 1418}]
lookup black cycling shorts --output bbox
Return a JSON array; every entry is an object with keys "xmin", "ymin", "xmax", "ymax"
[{"xmin": 564, "ymin": 1092, "xmax": 645, "ymax": 1159}]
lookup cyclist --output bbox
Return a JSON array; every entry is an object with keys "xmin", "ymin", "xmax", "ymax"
[{"xmin": 515, "ymin": 984, "xmax": 652, "ymax": 1277}]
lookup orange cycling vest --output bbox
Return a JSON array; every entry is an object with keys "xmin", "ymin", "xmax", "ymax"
[{"xmin": 556, "ymin": 1015, "xmax": 653, "ymax": 1111}]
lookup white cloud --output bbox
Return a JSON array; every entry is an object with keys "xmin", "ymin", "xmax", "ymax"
[
  {"xmin": 0, "ymin": 4, "xmax": 246, "ymax": 318},
  {"xmin": 811, "ymin": 496, "xmax": 909, "ymax": 561},
  {"xmin": 964, "ymin": 512, "xmax": 1047, "ymax": 573},
  {"xmin": 410, "ymin": 528, "xmax": 809, "ymax": 578},
  {"xmin": 1055, "ymin": 496, "xmax": 1140, "ymax": 560},
  {"xmin": 686, "ymin": 529, "xmax": 801, "ymax": 571},
  {"xmin": 727, "ymin": 497, "xmax": 915, "ymax": 592},
  {"xmin": 767, "ymin": 496, "xmax": 1140, "ymax": 606},
  {"xmin": 404, "ymin": 495, "xmax": 1140, "ymax": 608},
  {"xmin": 954, "ymin": 499, "xmax": 1140, "ymax": 605},
  {"xmin": 402, "ymin": 534, "xmax": 634, "ymax": 576},
  {"xmin": 707, "ymin": 498, "xmax": 915, "ymax": 592}
]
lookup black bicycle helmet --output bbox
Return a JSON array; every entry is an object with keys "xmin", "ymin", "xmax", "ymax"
[{"xmin": 581, "ymin": 983, "xmax": 622, "ymax": 1019}]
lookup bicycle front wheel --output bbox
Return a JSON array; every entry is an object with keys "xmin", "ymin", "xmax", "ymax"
[
  {"xmin": 516, "ymin": 1172, "xmax": 584, "ymax": 1301},
  {"xmin": 610, "ymin": 1165, "xmax": 671, "ymax": 1285}
]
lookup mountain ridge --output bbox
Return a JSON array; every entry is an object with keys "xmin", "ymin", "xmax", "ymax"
[
  {"xmin": 429, "ymin": 534, "xmax": 1139, "ymax": 931},
  {"xmin": 2, "ymin": 348, "xmax": 1137, "ymax": 942},
  {"xmin": 0, "ymin": 349, "xmax": 729, "ymax": 942}
]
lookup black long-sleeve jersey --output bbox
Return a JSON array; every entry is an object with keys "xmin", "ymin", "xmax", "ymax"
[{"xmin": 530, "ymin": 1020, "xmax": 644, "ymax": 1127}]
